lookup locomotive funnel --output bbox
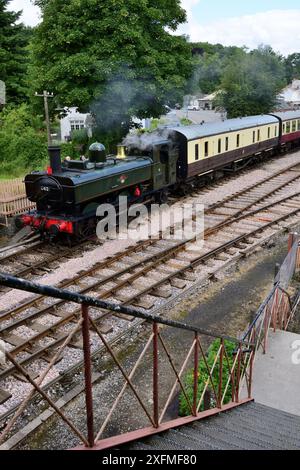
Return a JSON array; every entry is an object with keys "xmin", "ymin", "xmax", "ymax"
[{"xmin": 48, "ymin": 146, "xmax": 62, "ymax": 173}]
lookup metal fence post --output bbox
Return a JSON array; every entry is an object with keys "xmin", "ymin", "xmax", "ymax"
[
  {"xmin": 288, "ymin": 232, "xmax": 297, "ymax": 252},
  {"xmin": 153, "ymin": 322, "xmax": 159, "ymax": 428},
  {"xmin": 193, "ymin": 332, "xmax": 199, "ymax": 416},
  {"xmin": 248, "ymin": 348, "xmax": 254, "ymax": 399},
  {"xmin": 218, "ymin": 339, "xmax": 224, "ymax": 408},
  {"xmin": 81, "ymin": 304, "xmax": 95, "ymax": 447},
  {"xmin": 235, "ymin": 343, "xmax": 242, "ymax": 403}
]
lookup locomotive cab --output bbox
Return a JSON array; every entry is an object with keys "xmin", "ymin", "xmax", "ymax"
[{"xmin": 151, "ymin": 140, "xmax": 178, "ymax": 190}]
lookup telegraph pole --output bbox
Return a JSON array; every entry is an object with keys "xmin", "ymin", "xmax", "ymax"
[{"xmin": 35, "ymin": 91, "xmax": 54, "ymax": 145}]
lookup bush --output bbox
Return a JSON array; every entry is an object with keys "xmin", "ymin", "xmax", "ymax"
[
  {"xmin": 60, "ymin": 142, "xmax": 81, "ymax": 160},
  {"xmin": 0, "ymin": 104, "xmax": 48, "ymax": 177},
  {"xmin": 179, "ymin": 339, "xmax": 236, "ymax": 416}
]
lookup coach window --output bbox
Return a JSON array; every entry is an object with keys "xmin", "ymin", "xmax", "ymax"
[
  {"xmin": 286, "ymin": 122, "xmax": 291, "ymax": 133},
  {"xmin": 283, "ymin": 123, "xmax": 286, "ymax": 134},
  {"xmin": 225, "ymin": 137, "xmax": 229, "ymax": 151},
  {"xmin": 195, "ymin": 144, "xmax": 199, "ymax": 160},
  {"xmin": 274, "ymin": 126, "xmax": 277, "ymax": 137},
  {"xmin": 292, "ymin": 121, "xmax": 296, "ymax": 132},
  {"xmin": 257, "ymin": 129, "xmax": 260, "ymax": 141},
  {"xmin": 253, "ymin": 131, "xmax": 255, "ymax": 143},
  {"xmin": 297, "ymin": 120, "xmax": 300, "ymax": 130},
  {"xmin": 204, "ymin": 141, "xmax": 209, "ymax": 157},
  {"xmin": 218, "ymin": 138, "xmax": 222, "ymax": 153},
  {"xmin": 268, "ymin": 127, "xmax": 270, "ymax": 139},
  {"xmin": 236, "ymin": 134, "xmax": 240, "ymax": 148}
]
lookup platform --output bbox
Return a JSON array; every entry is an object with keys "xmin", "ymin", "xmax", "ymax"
[{"xmin": 252, "ymin": 329, "xmax": 300, "ymax": 416}]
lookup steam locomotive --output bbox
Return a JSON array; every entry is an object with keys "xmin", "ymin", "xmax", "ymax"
[{"xmin": 18, "ymin": 110, "xmax": 300, "ymax": 241}]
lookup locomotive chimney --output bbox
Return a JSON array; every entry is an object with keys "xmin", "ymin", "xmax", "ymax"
[
  {"xmin": 117, "ymin": 144, "xmax": 126, "ymax": 159},
  {"xmin": 48, "ymin": 145, "xmax": 62, "ymax": 173}
]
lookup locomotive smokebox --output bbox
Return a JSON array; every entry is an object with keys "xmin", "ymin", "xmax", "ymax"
[
  {"xmin": 89, "ymin": 142, "xmax": 106, "ymax": 163},
  {"xmin": 48, "ymin": 145, "xmax": 62, "ymax": 173}
]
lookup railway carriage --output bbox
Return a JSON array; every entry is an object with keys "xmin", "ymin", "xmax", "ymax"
[
  {"xmin": 273, "ymin": 111, "xmax": 300, "ymax": 149},
  {"xmin": 171, "ymin": 115, "xmax": 280, "ymax": 181},
  {"xmin": 19, "ymin": 111, "xmax": 300, "ymax": 241}
]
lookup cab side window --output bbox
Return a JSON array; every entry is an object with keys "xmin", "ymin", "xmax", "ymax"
[{"xmin": 159, "ymin": 146, "xmax": 169, "ymax": 164}]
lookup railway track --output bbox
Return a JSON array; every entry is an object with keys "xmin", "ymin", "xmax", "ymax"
[
  {"xmin": 0, "ymin": 157, "xmax": 298, "ymax": 281},
  {"xmin": 0, "ymin": 161, "xmax": 300, "ymax": 424},
  {"xmin": 0, "ymin": 239, "xmax": 100, "ymax": 291}
]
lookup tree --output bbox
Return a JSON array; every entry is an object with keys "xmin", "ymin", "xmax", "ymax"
[
  {"xmin": 0, "ymin": 104, "xmax": 47, "ymax": 176},
  {"xmin": 30, "ymin": 0, "xmax": 193, "ymax": 146},
  {"xmin": 0, "ymin": 1, "xmax": 32, "ymax": 104},
  {"xmin": 188, "ymin": 42, "xmax": 247, "ymax": 96},
  {"xmin": 215, "ymin": 45, "xmax": 287, "ymax": 118},
  {"xmin": 285, "ymin": 53, "xmax": 300, "ymax": 83}
]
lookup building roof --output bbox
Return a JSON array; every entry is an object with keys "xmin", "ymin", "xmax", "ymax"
[
  {"xmin": 168, "ymin": 114, "xmax": 278, "ymax": 141},
  {"xmin": 198, "ymin": 92, "xmax": 218, "ymax": 102}
]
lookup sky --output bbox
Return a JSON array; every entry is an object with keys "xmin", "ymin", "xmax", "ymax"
[{"xmin": 7, "ymin": 0, "xmax": 300, "ymax": 56}]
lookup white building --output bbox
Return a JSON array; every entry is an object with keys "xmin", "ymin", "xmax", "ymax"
[
  {"xmin": 60, "ymin": 107, "xmax": 92, "ymax": 141},
  {"xmin": 197, "ymin": 92, "xmax": 218, "ymax": 110},
  {"xmin": 278, "ymin": 79, "xmax": 300, "ymax": 109},
  {"xmin": 0, "ymin": 80, "xmax": 6, "ymax": 107}
]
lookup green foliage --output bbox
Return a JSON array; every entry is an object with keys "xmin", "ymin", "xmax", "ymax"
[
  {"xmin": 180, "ymin": 117, "xmax": 192, "ymax": 126},
  {"xmin": 30, "ymin": 0, "xmax": 193, "ymax": 140},
  {"xmin": 214, "ymin": 45, "xmax": 287, "ymax": 118},
  {"xmin": 0, "ymin": 1, "xmax": 33, "ymax": 104},
  {"xmin": 188, "ymin": 43, "xmax": 246, "ymax": 96},
  {"xmin": 60, "ymin": 141, "xmax": 80, "ymax": 160},
  {"xmin": 179, "ymin": 339, "xmax": 236, "ymax": 416},
  {"xmin": 71, "ymin": 128, "xmax": 89, "ymax": 145},
  {"xmin": 285, "ymin": 53, "xmax": 300, "ymax": 83},
  {"xmin": 0, "ymin": 104, "xmax": 48, "ymax": 176}
]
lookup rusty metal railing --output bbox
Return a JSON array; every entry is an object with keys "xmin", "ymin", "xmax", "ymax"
[
  {"xmin": 0, "ymin": 273, "xmax": 254, "ymax": 450},
  {"xmin": 242, "ymin": 232, "xmax": 300, "ymax": 354},
  {"xmin": 0, "ymin": 232, "xmax": 299, "ymax": 450}
]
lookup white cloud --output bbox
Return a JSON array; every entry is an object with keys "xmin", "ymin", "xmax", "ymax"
[
  {"xmin": 178, "ymin": 0, "xmax": 201, "ymax": 35},
  {"xmin": 8, "ymin": 0, "xmax": 41, "ymax": 27},
  {"xmin": 186, "ymin": 9, "xmax": 300, "ymax": 56}
]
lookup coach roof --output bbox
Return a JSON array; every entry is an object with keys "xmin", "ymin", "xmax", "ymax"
[
  {"xmin": 272, "ymin": 110, "xmax": 300, "ymax": 121},
  {"xmin": 168, "ymin": 114, "xmax": 279, "ymax": 141}
]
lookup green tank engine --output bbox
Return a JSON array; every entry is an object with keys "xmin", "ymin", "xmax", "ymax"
[{"xmin": 19, "ymin": 139, "xmax": 179, "ymax": 240}]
